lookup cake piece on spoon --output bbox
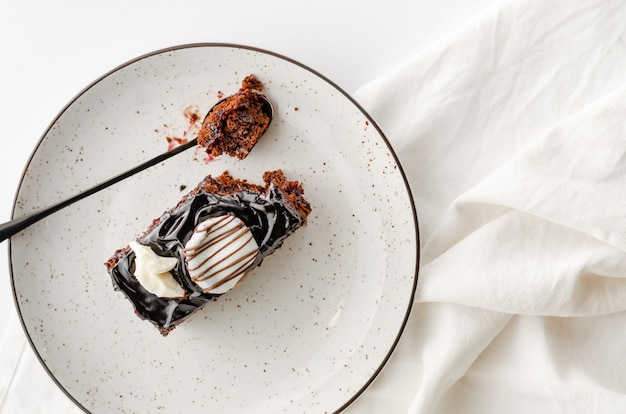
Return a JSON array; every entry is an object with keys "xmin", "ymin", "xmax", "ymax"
[{"xmin": 197, "ymin": 74, "xmax": 273, "ymax": 159}]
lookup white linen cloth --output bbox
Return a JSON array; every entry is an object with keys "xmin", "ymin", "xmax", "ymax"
[{"xmin": 347, "ymin": 0, "xmax": 626, "ymax": 412}]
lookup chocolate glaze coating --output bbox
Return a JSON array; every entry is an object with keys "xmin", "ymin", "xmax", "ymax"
[{"xmin": 106, "ymin": 172, "xmax": 309, "ymax": 335}]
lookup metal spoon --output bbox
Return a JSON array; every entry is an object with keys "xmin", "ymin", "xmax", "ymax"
[{"xmin": 0, "ymin": 93, "xmax": 273, "ymax": 243}]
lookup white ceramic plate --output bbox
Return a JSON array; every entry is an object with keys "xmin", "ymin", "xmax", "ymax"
[{"xmin": 10, "ymin": 44, "xmax": 418, "ymax": 413}]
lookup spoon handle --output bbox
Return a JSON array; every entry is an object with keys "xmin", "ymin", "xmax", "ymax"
[{"xmin": 0, "ymin": 138, "xmax": 198, "ymax": 243}]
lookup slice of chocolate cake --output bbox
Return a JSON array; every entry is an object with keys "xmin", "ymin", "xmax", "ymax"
[
  {"xmin": 197, "ymin": 74, "xmax": 272, "ymax": 159},
  {"xmin": 105, "ymin": 170, "xmax": 311, "ymax": 335}
]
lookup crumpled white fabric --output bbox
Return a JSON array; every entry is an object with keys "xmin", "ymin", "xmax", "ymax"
[{"xmin": 348, "ymin": 0, "xmax": 626, "ymax": 412}]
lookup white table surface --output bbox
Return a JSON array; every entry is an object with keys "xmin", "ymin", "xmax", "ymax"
[{"xmin": 0, "ymin": 1, "xmax": 502, "ymax": 412}]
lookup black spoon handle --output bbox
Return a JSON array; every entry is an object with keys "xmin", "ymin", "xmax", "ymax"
[{"xmin": 0, "ymin": 138, "xmax": 198, "ymax": 243}]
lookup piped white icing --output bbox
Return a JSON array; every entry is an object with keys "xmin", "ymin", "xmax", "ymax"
[
  {"xmin": 183, "ymin": 214, "xmax": 259, "ymax": 294},
  {"xmin": 129, "ymin": 241, "xmax": 186, "ymax": 298}
]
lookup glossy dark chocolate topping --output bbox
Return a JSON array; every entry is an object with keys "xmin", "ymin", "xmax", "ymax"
[{"xmin": 108, "ymin": 179, "xmax": 305, "ymax": 335}]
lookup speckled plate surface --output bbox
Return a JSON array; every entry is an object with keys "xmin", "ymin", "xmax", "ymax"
[{"xmin": 9, "ymin": 44, "xmax": 419, "ymax": 413}]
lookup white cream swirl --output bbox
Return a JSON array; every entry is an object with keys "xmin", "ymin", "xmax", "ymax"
[
  {"xmin": 129, "ymin": 241, "xmax": 186, "ymax": 298},
  {"xmin": 183, "ymin": 214, "xmax": 259, "ymax": 294}
]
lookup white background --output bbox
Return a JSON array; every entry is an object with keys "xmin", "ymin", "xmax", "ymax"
[{"xmin": 0, "ymin": 0, "xmax": 502, "ymax": 412}]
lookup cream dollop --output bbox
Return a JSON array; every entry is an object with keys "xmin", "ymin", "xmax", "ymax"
[
  {"xmin": 183, "ymin": 214, "xmax": 259, "ymax": 294},
  {"xmin": 129, "ymin": 241, "xmax": 186, "ymax": 298}
]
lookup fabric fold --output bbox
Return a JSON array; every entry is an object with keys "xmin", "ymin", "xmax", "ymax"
[
  {"xmin": 356, "ymin": 0, "xmax": 626, "ymax": 245},
  {"xmin": 348, "ymin": 0, "xmax": 626, "ymax": 412},
  {"xmin": 419, "ymin": 83, "xmax": 626, "ymax": 316}
]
